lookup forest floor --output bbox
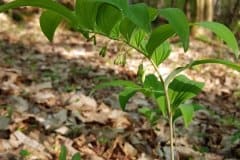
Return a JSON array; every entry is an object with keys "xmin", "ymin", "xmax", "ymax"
[{"xmin": 0, "ymin": 12, "xmax": 240, "ymax": 160}]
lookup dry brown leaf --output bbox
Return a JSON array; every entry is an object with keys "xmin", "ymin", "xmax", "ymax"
[
  {"xmin": 31, "ymin": 89, "xmax": 58, "ymax": 106},
  {"xmin": 13, "ymin": 130, "xmax": 45, "ymax": 151},
  {"xmin": 122, "ymin": 142, "xmax": 138, "ymax": 158},
  {"xmin": 0, "ymin": 68, "xmax": 22, "ymax": 94},
  {"xmin": 10, "ymin": 96, "xmax": 29, "ymax": 112}
]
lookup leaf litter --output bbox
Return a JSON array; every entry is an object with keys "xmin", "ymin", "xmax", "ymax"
[{"xmin": 0, "ymin": 12, "xmax": 240, "ymax": 160}]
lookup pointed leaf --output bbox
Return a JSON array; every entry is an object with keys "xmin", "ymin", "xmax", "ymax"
[
  {"xmin": 0, "ymin": 0, "xmax": 77, "ymax": 24},
  {"xmin": 168, "ymin": 75, "xmax": 204, "ymax": 108},
  {"xmin": 195, "ymin": 22, "xmax": 239, "ymax": 57},
  {"xmin": 128, "ymin": 3, "xmax": 151, "ymax": 32},
  {"xmin": 173, "ymin": 104, "xmax": 203, "ymax": 122},
  {"xmin": 146, "ymin": 24, "xmax": 175, "ymax": 55},
  {"xmin": 96, "ymin": 4, "xmax": 122, "ymax": 35},
  {"xmin": 174, "ymin": 104, "xmax": 204, "ymax": 127},
  {"xmin": 119, "ymin": 18, "xmax": 136, "ymax": 41},
  {"xmin": 59, "ymin": 145, "xmax": 67, "ymax": 160},
  {"xmin": 165, "ymin": 59, "xmax": 240, "ymax": 86},
  {"xmin": 179, "ymin": 104, "xmax": 194, "ymax": 127},
  {"xmin": 71, "ymin": 152, "xmax": 82, "ymax": 160},
  {"xmin": 119, "ymin": 88, "xmax": 138, "ymax": 110},
  {"xmin": 158, "ymin": 8, "xmax": 190, "ymax": 51},
  {"xmin": 130, "ymin": 29, "xmax": 147, "ymax": 51},
  {"xmin": 143, "ymin": 74, "xmax": 164, "ymax": 97},
  {"xmin": 156, "ymin": 96, "xmax": 167, "ymax": 117},
  {"xmin": 75, "ymin": 0, "xmax": 100, "ymax": 30},
  {"xmin": 40, "ymin": 10, "xmax": 62, "ymax": 41},
  {"xmin": 151, "ymin": 41, "xmax": 171, "ymax": 66},
  {"xmin": 94, "ymin": 0, "xmax": 150, "ymax": 32},
  {"xmin": 147, "ymin": 6, "xmax": 158, "ymax": 21}
]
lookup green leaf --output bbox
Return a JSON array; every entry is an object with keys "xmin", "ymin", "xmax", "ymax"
[
  {"xmin": 119, "ymin": 18, "xmax": 136, "ymax": 41},
  {"xmin": 128, "ymin": 3, "xmax": 151, "ymax": 32},
  {"xmin": 231, "ymin": 130, "xmax": 240, "ymax": 143},
  {"xmin": 75, "ymin": 0, "xmax": 100, "ymax": 30},
  {"xmin": 119, "ymin": 88, "xmax": 138, "ymax": 110},
  {"xmin": 165, "ymin": 59, "xmax": 240, "ymax": 86},
  {"xmin": 151, "ymin": 41, "xmax": 171, "ymax": 66},
  {"xmin": 71, "ymin": 152, "xmax": 82, "ymax": 160},
  {"xmin": 92, "ymin": 79, "xmax": 141, "ymax": 110},
  {"xmin": 143, "ymin": 74, "xmax": 164, "ymax": 97},
  {"xmin": 146, "ymin": 24, "xmax": 175, "ymax": 55},
  {"xmin": 156, "ymin": 96, "xmax": 167, "ymax": 117},
  {"xmin": 40, "ymin": 10, "xmax": 62, "ymax": 41},
  {"xmin": 173, "ymin": 104, "xmax": 203, "ymax": 127},
  {"xmin": 93, "ymin": 0, "xmax": 150, "ymax": 32},
  {"xmin": 179, "ymin": 104, "xmax": 194, "ymax": 127},
  {"xmin": 168, "ymin": 75, "xmax": 204, "ymax": 108},
  {"xmin": 19, "ymin": 149, "xmax": 30, "ymax": 157},
  {"xmin": 147, "ymin": 6, "xmax": 158, "ymax": 21},
  {"xmin": 158, "ymin": 8, "xmax": 190, "ymax": 51},
  {"xmin": 130, "ymin": 29, "xmax": 147, "ymax": 51},
  {"xmin": 96, "ymin": 3, "xmax": 122, "ymax": 35},
  {"xmin": 195, "ymin": 22, "xmax": 239, "ymax": 57},
  {"xmin": 94, "ymin": 0, "xmax": 128, "ymax": 12},
  {"xmin": 0, "ymin": 0, "xmax": 77, "ymax": 25},
  {"xmin": 59, "ymin": 145, "xmax": 67, "ymax": 160}
]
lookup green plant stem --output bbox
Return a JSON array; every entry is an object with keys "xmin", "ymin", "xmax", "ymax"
[{"xmin": 149, "ymin": 59, "xmax": 175, "ymax": 160}]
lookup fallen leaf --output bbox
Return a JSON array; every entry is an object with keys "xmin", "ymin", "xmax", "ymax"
[
  {"xmin": 13, "ymin": 131, "xmax": 45, "ymax": 151},
  {"xmin": 10, "ymin": 96, "xmax": 29, "ymax": 112},
  {"xmin": 0, "ymin": 116, "xmax": 10, "ymax": 130}
]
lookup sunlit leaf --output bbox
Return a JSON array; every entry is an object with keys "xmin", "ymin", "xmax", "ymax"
[
  {"xmin": 158, "ymin": 8, "xmax": 189, "ymax": 51},
  {"xmin": 151, "ymin": 41, "xmax": 171, "ymax": 66},
  {"xmin": 40, "ymin": 10, "xmax": 62, "ymax": 41},
  {"xmin": 195, "ymin": 21, "xmax": 239, "ymax": 57},
  {"xmin": 130, "ymin": 29, "xmax": 147, "ymax": 51}
]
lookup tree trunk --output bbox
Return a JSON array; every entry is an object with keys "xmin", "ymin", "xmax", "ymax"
[{"xmin": 192, "ymin": 0, "xmax": 213, "ymax": 37}]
